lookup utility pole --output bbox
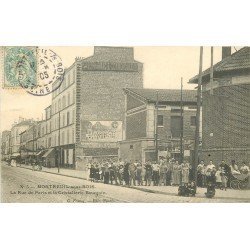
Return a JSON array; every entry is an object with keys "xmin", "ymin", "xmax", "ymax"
[
  {"xmin": 58, "ymin": 110, "xmax": 61, "ymax": 173},
  {"xmin": 155, "ymin": 90, "xmax": 159, "ymax": 162},
  {"xmin": 180, "ymin": 77, "xmax": 184, "ymax": 163},
  {"xmin": 210, "ymin": 47, "xmax": 214, "ymax": 94},
  {"xmin": 33, "ymin": 125, "xmax": 35, "ymax": 161},
  {"xmin": 194, "ymin": 47, "xmax": 203, "ymax": 183}
]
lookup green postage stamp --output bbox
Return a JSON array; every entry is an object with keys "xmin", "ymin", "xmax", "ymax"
[{"xmin": 3, "ymin": 46, "xmax": 37, "ymax": 88}]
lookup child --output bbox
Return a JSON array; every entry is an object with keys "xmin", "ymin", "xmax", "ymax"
[
  {"xmin": 215, "ymin": 167, "xmax": 223, "ymax": 189},
  {"xmin": 221, "ymin": 167, "xmax": 227, "ymax": 191},
  {"xmin": 188, "ymin": 182, "xmax": 196, "ymax": 197}
]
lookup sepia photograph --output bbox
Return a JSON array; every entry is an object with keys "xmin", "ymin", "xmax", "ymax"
[{"xmin": 1, "ymin": 46, "xmax": 249, "ymax": 203}]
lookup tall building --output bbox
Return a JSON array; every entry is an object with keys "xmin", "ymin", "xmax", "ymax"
[
  {"xmin": 41, "ymin": 46, "xmax": 143, "ymax": 169},
  {"xmin": 1, "ymin": 130, "xmax": 11, "ymax": 160},
  {"xmin": 120, "ymin": 88, "xmax": 197, "ymax": 163},
  {"xmin": 9, "ymin": 118, "xmax": 34, "ymax": 157},
  {"xmin": 189, "ymin": 47, "xmax": 250, "ymax": 164}
]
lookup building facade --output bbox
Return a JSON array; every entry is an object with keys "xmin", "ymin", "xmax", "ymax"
[
  {"xmin": 120, "ymin": 88, "xmax": 197, "ymax": 163},
  {"xmin": 9, "ymin": 118, "xmax": 34, "ymax": 157},
  {"xmin": 40, "ymin": 46, "xmax": 143, "ymax": 169},
  {"xmin": 1, "ymin": 130, "xmax": 11, "ymax": 160},
  {"xmin": 20, "ymin": 122, "xmax": 40, "ymax": 162},
  {"xmin": 189, "ymin": 47, "xmax": 250, "ymax": 164}
]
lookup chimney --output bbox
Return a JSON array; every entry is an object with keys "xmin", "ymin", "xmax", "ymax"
[{"xmin": 222, "ymin": 47, "xmax": 231, "ymax": 59}]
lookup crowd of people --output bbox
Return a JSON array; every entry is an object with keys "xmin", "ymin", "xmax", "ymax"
[
  {"xmin": 87, "ymin": 158, "xmax": 194, "ymax": 187},
  {"xmin": 87, "ymin": 158, "xmax": 249, "ymax": 195},
  {"xmin": 197, "ymin": 159, "xmax": 249, "ymax": 191}
]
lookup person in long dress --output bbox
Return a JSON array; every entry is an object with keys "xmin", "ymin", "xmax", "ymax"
[
  {"xmin": 172, "ymin": 161, "xmax": 181, "ymax": 185},
  {"xmin": 182, "ymin": 163, "xmax": 190, "ymax": 184}
]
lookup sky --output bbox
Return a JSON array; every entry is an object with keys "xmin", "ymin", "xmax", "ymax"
[{"xmin": 0, "ymin": 46, "xmax": 241, "ymax": 132}]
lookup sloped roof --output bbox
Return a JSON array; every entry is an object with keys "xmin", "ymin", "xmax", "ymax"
[
  {"xmin": 125, "ymin": 88, "xmax": 197, "ymax": 103},
  {"xmin": 189, "ymin": 47, "xmax": 250, "ymax": 83}
]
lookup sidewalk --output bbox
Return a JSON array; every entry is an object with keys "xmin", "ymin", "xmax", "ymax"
[{"xmin": 16, "ymin": 163, "xmax": 250, "ymax": 202}]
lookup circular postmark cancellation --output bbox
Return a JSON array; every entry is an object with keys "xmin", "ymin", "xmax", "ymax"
[{"xmin": 4, "ymin": 47, "xmax": 65, "ymax": 96}]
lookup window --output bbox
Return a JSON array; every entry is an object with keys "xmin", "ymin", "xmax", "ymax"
[
  {"xmin": 67, "ymin": 130, "xmax": 69, "ymax": 144},
  {"xmin": 190, "ymin": 116, "xmax": 196, "ymax": 126},
  {"xmin": 68, "ymin": 92, "xmax": 70, "ymax": 106},
  {"xmin": 170, "ymin": 116, "xmax": 183, "ymax": 138},
  {"xmin": 63, "ymin": 114, "xmax": 65, "ymax": 127},
  {"xmin": 48, "ymin": 137, "xmax": 51, "ymax": 148},
  {"xmin": 72, "ymin": 128, "xmax": 74, "ymax": 143},
  {"xmin": 73, "ymin": 89, "xmax": 75, "ymax": 103},
  {"xmin": 130, "ymin": 145, "xmax": 134, "ymax": 150},
  {"xmin": 157, "ymin": 115, "xmax": 164, "ymax": 126},
  {"xmin": 62, "ymin": 131, "xmax": 65, "ymax": 145},
  {"xmin": 72, "ymin": 70, "xmax": 75, "ymax": 82},
  {"xmin": 62, "ymin": 96, "xmax": 66, "ymax": 108},
  {"xmin": 67, "ymin": 111, "xmax": 70, "ymax": 125},
  {"xmin": 72, "ymin": 109, "xmax": 75, "ymax": 122},
  {"xmin": 68, "ymin": 74, "xmax": 70, "ymax": 86}
]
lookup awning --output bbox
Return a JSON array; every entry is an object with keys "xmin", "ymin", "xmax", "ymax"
[{"xmin": 42, "ymin": 148, "xmax": 54, "ymax": 158}]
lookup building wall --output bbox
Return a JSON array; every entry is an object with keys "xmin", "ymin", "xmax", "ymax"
[
  {"xmin": 201, "ymin": 83, "xmax": 250, "ymax": 164},
  {"xmin": 74, "ymin": 47, "xmax": 143, "ymax": 167},
  {"xmin": 10, "ymin": 124, "xmax": 32, "ymax": 153},
  {"xmin": 50, "ymin": 65, "xmax": 76, "ymax": 148}
]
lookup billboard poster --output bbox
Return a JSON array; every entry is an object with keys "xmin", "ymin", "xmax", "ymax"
[{"xmin": 81, "ymin": 120, "xmax": 123, "ymax": 143}]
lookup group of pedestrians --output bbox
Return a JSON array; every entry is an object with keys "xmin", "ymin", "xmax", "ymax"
[
  {"xmin": 197, "ymin": 159, "xmax": 249, "ymax": 191},
  {"xmin": 88, "ymin": 158, "xmax": 193, "ymax": 187}
]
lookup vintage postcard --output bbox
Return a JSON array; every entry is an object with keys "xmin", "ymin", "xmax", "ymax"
[{"xmin": 0, "ymin": 46, "xmax": 249, "ymax": 203}]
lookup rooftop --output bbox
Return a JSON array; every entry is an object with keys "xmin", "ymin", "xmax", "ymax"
[
  {"xmin": 189, "ymin": 47, "xmax": 250, "ymax": 83},
  {"xmin": 125, "ymin": 88, "xmax": 197, "ymax": 103}
]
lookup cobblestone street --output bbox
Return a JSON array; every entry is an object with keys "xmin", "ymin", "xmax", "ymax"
[{"xmin": 1, "ymin": 163, "xmax": 249, "ymax": 203}]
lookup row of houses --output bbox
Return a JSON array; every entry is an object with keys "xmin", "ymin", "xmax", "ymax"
[{"xmin": 1, "ymin": 46, "xmax": 250, "ymax": 169}]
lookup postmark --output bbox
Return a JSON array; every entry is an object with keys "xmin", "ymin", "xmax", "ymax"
[{"xmin": 3, "ymin": 47, "xmax": 65, "ymax": 96}]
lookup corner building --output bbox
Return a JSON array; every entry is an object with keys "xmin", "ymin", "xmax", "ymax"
[
  {"xmin": 46, "ymin": 46, "xmax": 143, "ymax": 169},
  {"xmin": 189, "ymin": 47, "xmax": 250, "ymax": 164}
]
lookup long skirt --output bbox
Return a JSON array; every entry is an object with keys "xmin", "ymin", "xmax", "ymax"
[
  {"xmin": 173, "ymin": 170, "xmax": 181, "ymax": 185},
  {"xmin": 104, "ymin": 172, "xmax": 110, "ymax": 184}
]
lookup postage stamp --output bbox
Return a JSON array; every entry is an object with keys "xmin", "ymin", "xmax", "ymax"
[
  {"xmin": 3, "ymin": 47, "xmax": 65, "ymax": 96},
  {"xmin": 4, "ymin": 46, "xmax": 37, "ymax": 88}
]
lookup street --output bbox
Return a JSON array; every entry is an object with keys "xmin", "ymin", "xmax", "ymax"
[{"xmin": 1, "ymin": 163, "xmax": 250, "ymax": 203}]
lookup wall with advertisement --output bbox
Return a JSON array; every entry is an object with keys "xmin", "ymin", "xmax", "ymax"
[{"xmin": 80, "ymin": 120, "xmax": 123, "ymax": 145}]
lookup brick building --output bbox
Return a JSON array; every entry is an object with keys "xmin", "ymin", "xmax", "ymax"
[
  {"xmin": 40, "ymin": 46, "xmax": 143, "ymax": 169},
  {"xmin": 120, "ymin": 88, "xmax": 197, "ymax": 163},
  {"xmin": 189, "ymin": 47, "xmax": 250, "ymax": 164}
]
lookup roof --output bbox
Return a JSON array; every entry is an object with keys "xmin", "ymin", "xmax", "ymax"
[
  {"xmin": 189, "ymin": 47, "xmax": 250, "ymax": 83},
  {"xmin": 12, "ymin": 120, "xmax": 33, "ymax": 128},
  {"xmin": 125, "ymin": 88, "xmax": 197, "ymax": 103}
]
